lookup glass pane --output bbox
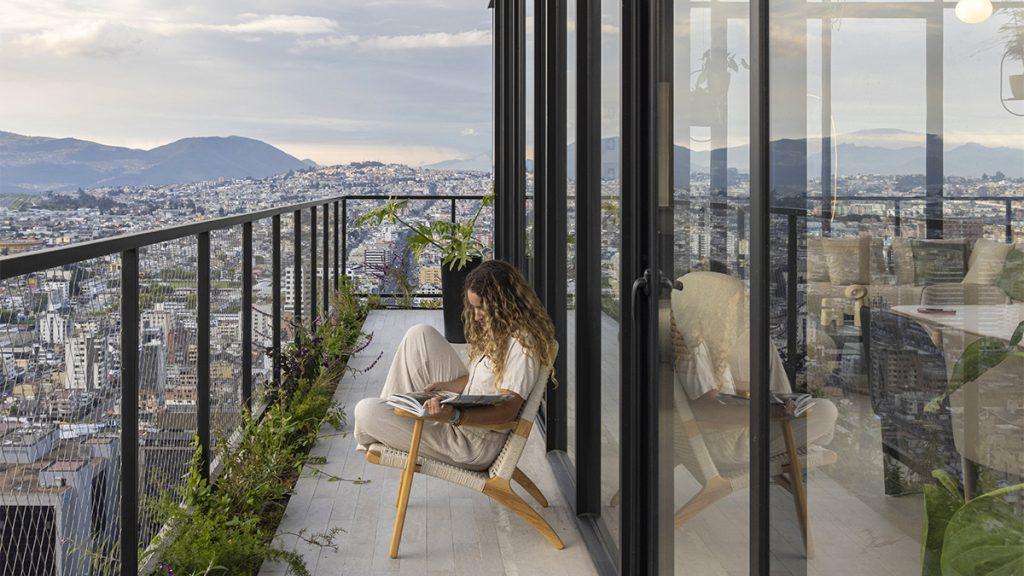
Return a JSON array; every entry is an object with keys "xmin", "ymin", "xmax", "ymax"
[
  {"xmin": 769, "ymin": 3, "xmax": 1024, "ymax": 574},
  {"xmin": 669, "ymin": 1, "xmax": 752, "ymax": 572},
  {"xmin": 600, "ymin": 0, "xmax": 623, "ymax": 552},
  {"xmin": 567, "ymin": 0, "xmax": 579, "ymax": 466},
  {"xmin": 527, "ymin": 0, "xmax": 537, "ymax": 287}
]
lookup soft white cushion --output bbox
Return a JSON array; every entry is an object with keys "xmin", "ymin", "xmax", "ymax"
[
  {"xmin": 963, "ymin": 238, "xmax": 1013, "ymax": 285},
  {"xmin": 822, "ymin": 236, "xmax": 870, "ymax": 285}
]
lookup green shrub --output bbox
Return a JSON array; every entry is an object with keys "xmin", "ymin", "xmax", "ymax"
[{"xmin": 144, "ymin": 277, "xmax": 376, "ymax": 576}]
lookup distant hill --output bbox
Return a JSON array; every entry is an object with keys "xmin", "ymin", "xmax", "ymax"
[
  {"xmin": 425, "ymin": 152, "xmax": 492, "ymax": 172},
  {"xmin": 0, "ymin": 132, "xmax": 308, "ymax": 194},
  {"xmin": 566, "ymin": 131, "xmax": 1024, "ymax": 180}
]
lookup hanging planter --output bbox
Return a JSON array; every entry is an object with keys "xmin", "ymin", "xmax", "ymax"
[{"xmin": 1000, "ymin": 9, "xmax": 1024, "ymax": 106}]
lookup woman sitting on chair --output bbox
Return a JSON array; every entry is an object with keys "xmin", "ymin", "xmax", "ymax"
[{"xmin": 354, "ymin": 259, "xmax": 557, "ymax": 471}]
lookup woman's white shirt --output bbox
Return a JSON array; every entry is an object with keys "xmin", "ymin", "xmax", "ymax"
[{"xmin": 464, "ymin": 337, "xmax": 540, "ymax": 400}]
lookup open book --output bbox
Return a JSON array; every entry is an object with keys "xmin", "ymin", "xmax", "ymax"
[
  {"xmin": 771, "ymin": 392, "xmax": 816, "ymax": 418},
  {"xmin": 386, "ymin": 391, "xmax": 516, "ymax": 418}
]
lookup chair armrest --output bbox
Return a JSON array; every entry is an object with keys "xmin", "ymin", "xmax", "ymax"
[
  {"xmin": 843, "ymin": 284, "xmax": 868, "ymax": 302},
  {"xmin": 844, "ymin": 284, "xmax": 869, "ymax": 327}
]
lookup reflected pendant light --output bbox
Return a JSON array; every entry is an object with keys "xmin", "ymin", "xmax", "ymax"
[{"xmin": 955, "ymin": 0, "xmax": 993, "ymax": 24}]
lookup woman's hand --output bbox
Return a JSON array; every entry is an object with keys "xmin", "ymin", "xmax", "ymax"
[{"xmin": 424, "ymin": 397, "xmax": 455, "ymax": 421}]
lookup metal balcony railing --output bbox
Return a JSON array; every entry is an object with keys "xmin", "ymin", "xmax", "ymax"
[{"xmin": 0, "ymin": 193, "xmax": 487, "ymax": 576}]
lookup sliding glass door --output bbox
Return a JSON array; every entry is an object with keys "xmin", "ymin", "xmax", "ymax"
[
  {"xmin": 661, "ymin": 0, "xmax": 755, "ymax": 573},
  {"xmin": 522, "ymin": 0, "xmax": 1021, "ymax": 573}
]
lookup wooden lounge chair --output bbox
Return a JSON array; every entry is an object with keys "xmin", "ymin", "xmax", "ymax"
[
  {"xmin": 669, "ymin": 272, "xmax": 837, "ymax": 557},
  {"xmin": 364, "ymin": 353, "xmax": 562, "ymax": 559}
]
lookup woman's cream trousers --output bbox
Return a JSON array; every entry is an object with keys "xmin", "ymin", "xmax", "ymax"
[{"xmin": 353, "ymin": 324, "xmax": 506, "ymax": 470}]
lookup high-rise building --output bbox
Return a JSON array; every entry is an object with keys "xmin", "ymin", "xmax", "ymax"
[
  {"xmin": 40, "ymin": 312, "xmax": 67, "ymax": 346},
  {"xmin": 0, "ymin": 427, "xmax": 119, "ymax": 576}
]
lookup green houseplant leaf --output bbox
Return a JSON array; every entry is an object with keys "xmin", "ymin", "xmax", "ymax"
[
  {"xmin": 922, "ymin": 470, "xmax": 965, "ymax": 576},
  {"xmin": 926, "ymin": 321, "xmax": 1024, "ymax": 413},
  {"xmin": 940, "ymin": 483, "xmax": 1024, "ymax": 576}
]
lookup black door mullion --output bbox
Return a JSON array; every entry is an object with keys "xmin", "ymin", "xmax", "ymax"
[
  {"xmin": 749, "ymin": 0, "xmax": 772, "ymax": 571},
  {"xmin": 575, "ymin": 0, "xmax": 602, "ymax": 517}
]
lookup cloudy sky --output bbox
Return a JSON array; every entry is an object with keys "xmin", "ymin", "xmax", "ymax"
[
  {"xmin": 2, "ymin": 1, "xmax": 1021, "ymax": 169},
  {"xmin": 0, "ymin": 0, "xmax": 494, "ymax": 166}
]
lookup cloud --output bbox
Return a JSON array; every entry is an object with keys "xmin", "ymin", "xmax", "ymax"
[
  {"xmin": 359, "ymin": 29, "xmax": 491, "ymax": 50},
  {"xmin": 202, "ymin": 14, "xmax": 339, "ymax": 36},
  {"xmin": 461, "ymin": 128, "xmax": 479, "ymax": 136},
  {"xmin": 14, "ymin": 20, "xmax": 142, "ymax": 57},
  {"xmin": 295, "ymin": 28, "xmax": 492, "ymax": 52},
  {"xmin": 10, "ymin": 13, "xmax": 341, "ymax": 57}
]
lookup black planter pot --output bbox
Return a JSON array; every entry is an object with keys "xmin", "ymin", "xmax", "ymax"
[{"xmin": 440, "ymin": 256, "xmax": 482, "ymax": 343}]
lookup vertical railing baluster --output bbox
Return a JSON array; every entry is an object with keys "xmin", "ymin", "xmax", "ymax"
[
  {"xmin": 272, "ymin": 215, "xmax": 282, "ymax": 384},
  {"xmin": 1005, "ymin": 199, "xmax": 1013, "ymax": 244},
  {"xmin": 120, "ymin": 248, "xmax": 139, "ymax": 576},
  {"xmin": 310, "ymin": 206, "xmax": 318, "ymax": 329},
  {"xmin": 242, "ymin": 222, "xmax": 253, "ymax": 413},
  {"xmin": 293, "ymin": 210, "xmax": 302, "ymax": 342},
  {"xmin": 451, "ymin": 198, "xmax": 457, "ymax": 224},
  {"xmin": 333, "ymin": 200, "xmax": 340, "ymax": 292},
  {"xmin": 197, "ymin": 232, "xmax": 211, "ymax": 480},
  {"xmin": 786, "ymin": 214, "xmax": 798, "ymax": 385},
  {"xmin": 341, "ymin": 199, "xmax": 348, "ymax": 282},
  {"xmin": 323, "ymin": 204, "xmax": 329, "ymax": 316}
]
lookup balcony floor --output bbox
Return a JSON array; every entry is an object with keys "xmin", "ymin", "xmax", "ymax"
[{"xmin": 259, "ymin": 309, "xmax": 599, "ymax": 576}]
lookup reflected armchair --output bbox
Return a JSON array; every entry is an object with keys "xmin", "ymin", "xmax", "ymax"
[{"xmin": 668, "ymin": 272, "xmax": 838, "ymax": 557}]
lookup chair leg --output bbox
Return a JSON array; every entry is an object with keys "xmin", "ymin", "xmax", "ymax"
[
  {"xmin": 389, "ymin": 419, "xmax": 424, "ymax": 559},
  {"xmin": 484, "ymin": 478, "xmax": 564, "ymax": 550},
  {"xmin": 674, "ymin": 475, "xmax": 732, "ymax": 529},
  {"xmin": 513, "ymin": 467, "xmax": 549, "ymax": 508},
  {"xmin": 781, "ymin": 420, "xmax": 814, "ymax": 559}
]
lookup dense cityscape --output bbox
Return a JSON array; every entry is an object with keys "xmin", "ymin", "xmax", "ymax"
[{"xmin": 1, "ymin": 161, "xmax": 1022, "ymax": 573}]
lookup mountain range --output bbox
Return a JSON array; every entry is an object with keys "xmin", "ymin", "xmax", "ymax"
[
  {"xmin": 0, "ymin": 131, "xmax": 309, "ymax": 194},
  {"xmin": 3, "ymin": 128, "xmax": 1019, "ymax": 195},
  {"xmin": 568, "ymin": 130, "xmax": 1024, "ymax": 181}
]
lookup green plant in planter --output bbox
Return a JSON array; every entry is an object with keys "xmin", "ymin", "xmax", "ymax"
[
  {"xmin": 923, "ymin": 470, "xmax": 1023, "ymax": 576},
  {"xmin": 1003, "ymin": 10, "xmax": 1024, "ymax": 65},
  {"xmin": 355, "ymin": 194, "xmax": 494, "ymax": 271},
  {"xmin": 1003, "ymin": 9, "xmax": 1024, "ymax": 99},
  {"xmin": 920, "ymin": 320, "xmax": 1024, "ymax": 575},
  {"xmin": 141, "ymin": 279, "xmax": 377, "ymax": 576}
]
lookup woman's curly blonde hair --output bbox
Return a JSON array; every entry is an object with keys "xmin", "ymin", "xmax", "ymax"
[{"xmin": 462, "ymin": 260, "xmax": 557, "ymax": 388}]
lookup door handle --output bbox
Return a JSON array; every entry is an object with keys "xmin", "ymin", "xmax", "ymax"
[{"xmin": 632, "ymin": 269, "xmax": 683, "ymax": 300}]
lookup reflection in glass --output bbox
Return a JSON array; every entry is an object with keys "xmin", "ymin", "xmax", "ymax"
[
  {"xmin": 600, "ymin": 0, "xmax": 623, "ymax": 550},
  {"xmin": 768, "ymin": 2, "xmax": 1023, "ymax": 574}
]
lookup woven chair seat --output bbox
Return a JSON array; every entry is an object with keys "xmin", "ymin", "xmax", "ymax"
[{"xmin": 367, "ymin": 442, "xmax": 490, "ymax": 491}]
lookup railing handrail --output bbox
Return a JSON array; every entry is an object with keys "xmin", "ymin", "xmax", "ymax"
[{"xmin": 0, "ymin": 193, "xmax": 486, "ymax": 281}]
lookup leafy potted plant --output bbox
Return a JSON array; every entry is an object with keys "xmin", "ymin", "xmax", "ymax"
[
  {"xmin": 356, "ymin": 194, "xmax": 493, "ymax": 343},
  {"xmin": 689, "ymin": 49, "xmax": 749, "ymax": 126},
  {"xmin": 920, "ymin": 321, "xmax": 1024, "ymax": 575},
  {"xmin": 1003, "ymin": 9, "xmax": 1024, "ymax": 100}
]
